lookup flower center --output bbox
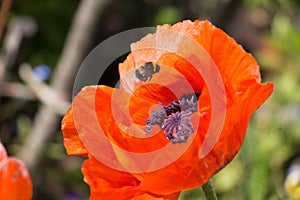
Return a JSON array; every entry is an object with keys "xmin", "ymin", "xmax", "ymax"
[{"xmin": 145, "ymin": 94, "xmax": 198, "ymax": 143}]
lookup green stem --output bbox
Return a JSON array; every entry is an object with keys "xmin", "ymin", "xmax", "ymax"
[{"xmin": 202, "ymin": 180, "xmax": 218, "ymax": 200}]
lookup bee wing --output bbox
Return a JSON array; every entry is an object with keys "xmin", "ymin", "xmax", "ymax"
[{"xmin": 135, "ymin": 68, "xmax": 144, "ymax": 80}]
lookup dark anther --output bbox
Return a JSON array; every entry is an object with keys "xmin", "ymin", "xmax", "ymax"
[
  {"xmin": 179, "ymin": 94, "xmax": 197, "ymax": 113},
  {"xmin": 163, "ymin": 101, "xmax": 181, "ymax": 116}
]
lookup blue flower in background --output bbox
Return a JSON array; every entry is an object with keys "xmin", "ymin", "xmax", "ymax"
[{"xmin": 33, "ymin": 64, "xmax": 52, "ymax": 81}]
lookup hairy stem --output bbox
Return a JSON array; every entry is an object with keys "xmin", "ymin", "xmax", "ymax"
[{"xmin": 202, "ymin": 180, "xmax": 218, "ymax": 200}]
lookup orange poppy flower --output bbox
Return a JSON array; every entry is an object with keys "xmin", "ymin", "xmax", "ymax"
[
  {"xmin": 61, "ymin": 20, "xmax": 273, "ymax": 199},
  {"xmin": 0, "ymin": 142, "xmax": 32, "ymax": 200}
]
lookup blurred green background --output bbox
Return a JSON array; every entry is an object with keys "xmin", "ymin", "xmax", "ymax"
[{"xmin": 1, "ymin": 0, "xmax": 300, "ymax": 199}]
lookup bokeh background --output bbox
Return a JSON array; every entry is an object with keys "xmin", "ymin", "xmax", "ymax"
[{"xmin": 0, "ymin": 0, "xmax": 300, "ymax": 199}]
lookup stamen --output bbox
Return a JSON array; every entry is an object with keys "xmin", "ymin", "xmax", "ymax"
[
  {"xmin": 145, "ymin": 107, "xmax": 166, "ymax": 134},
  {"xmin": 145, "ymin": 94, "xmax": 198, "ymax": 143},
  {"xmin": 164, "ymin": 101, "xmax": 181, "ymax": 116},
  {"xmin": 179, "ymin": 94, "xmax": 197, "ymax": 113}
]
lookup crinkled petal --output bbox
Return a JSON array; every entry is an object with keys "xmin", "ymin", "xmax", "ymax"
[
  {"xmin": 159, "ymin": 20, "xmax": 262, "ymax": 84},
  {"xmin": 61, "ymin": 107, "xmax": 88, "ymax": 156},
  {"xmin": 82, "ymin": 155, "xmax": 180, "ymax": 200}
]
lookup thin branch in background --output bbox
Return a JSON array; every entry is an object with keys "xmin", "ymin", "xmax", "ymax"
[
  {"xmin": 0, "ymin": 0, "xmax": 13, "ymax": 44},
  {"xmin": 17, "ymin": 0, "xmax": 110, "ymax": 171},
  {"xmin": 19, "ymin": 63, "xmax": 71, "ymax": 115},
  {"xmin": 1, "ymin": 16, "xmax": 37, "ymax": 71},
  {"xmin": 0, "ymin": 81, "xmax": 35, "ymax": 100},
  {"xmin": 0, "ymin": 63, "xmax": 70, "ymax": 114}
]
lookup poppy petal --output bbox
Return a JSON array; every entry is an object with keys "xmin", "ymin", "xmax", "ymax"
[
  {"xmin": 82, "ymin": 155, "xmax": 180, "ymax": 200},
  {"xmin": 0, "ymin": 157, "xmax": 32, "ymax": 200},
  {"xmin": 71, "ymin": 85, "xmax": 169, "ymax": 154},
  {"xmin": 82, "ymin": 155, "xmax": 140, "ymax": 200},
  {"xmin": 128, "ymin": 83, "xmax": 177, "ymax": 125},
  {"xmin": 159, "ymin": 20, "xmax": 262, "ymax": 84},
  {"xmin": 61, "ymin": 107, "xmax": 88, "ymax": 156},
  {"xmin": 130, "ymin": 192, "xmax": 180, "ymax": 200}
]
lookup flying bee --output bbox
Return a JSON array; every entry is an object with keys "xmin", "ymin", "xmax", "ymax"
[{"xmin": 135, "ymin": 62, "xmax": 160, "ymax": 82}]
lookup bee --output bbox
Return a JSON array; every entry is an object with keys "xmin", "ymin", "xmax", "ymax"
[{"xmin": 135, "ymin": 62, "xmax": 160, "ymax": 82}]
